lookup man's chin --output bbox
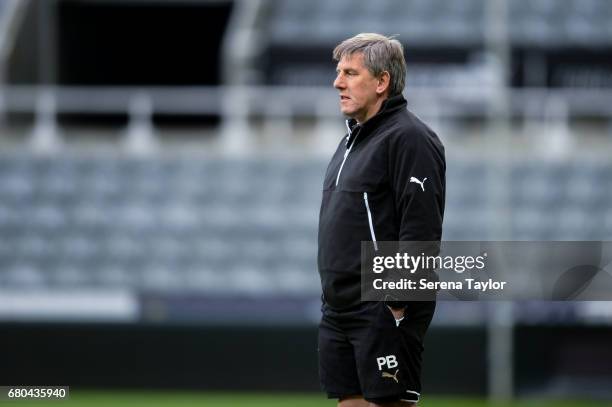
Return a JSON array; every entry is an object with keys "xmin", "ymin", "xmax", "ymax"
[{"xmin": 340, "ymin": 107, "xmax": 355, "ymax": 118}]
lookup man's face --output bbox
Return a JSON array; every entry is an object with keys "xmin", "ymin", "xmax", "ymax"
[{"xmin": 333, "ymin": 52, "xmax": 382, "ymax": 123}]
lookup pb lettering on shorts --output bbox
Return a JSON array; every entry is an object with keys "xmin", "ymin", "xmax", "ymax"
[{"xmin": 376, "ymin": 355, "xmax": 398, "ymax": 370}]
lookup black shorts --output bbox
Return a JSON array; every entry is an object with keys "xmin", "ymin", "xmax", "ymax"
[{"xmin": 318, "ymin": 300, "xmax": 436, "ymax": 404}]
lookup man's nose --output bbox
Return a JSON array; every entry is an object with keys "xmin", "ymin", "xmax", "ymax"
[{"xmin": 334, "ymin": 74, "xmax": 345, "ymax": 89}]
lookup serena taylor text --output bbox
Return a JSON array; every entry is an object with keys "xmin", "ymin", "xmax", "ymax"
[{"xmin": 372, "ymin": 278, "xmax": 507, "ymax": 292}]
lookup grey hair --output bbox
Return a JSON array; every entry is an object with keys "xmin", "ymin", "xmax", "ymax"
[{"xmin": 333, "ymin": 33, "xmax": 406, "ymax": 97}]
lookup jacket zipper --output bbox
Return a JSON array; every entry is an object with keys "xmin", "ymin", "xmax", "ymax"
[
  {"xmin": 335, "ymin": 120, "xmax": 359, "ymax": 187},
  {"xmin": 363, "ymin": 192, "xmax": 378, "ymax": 251}
]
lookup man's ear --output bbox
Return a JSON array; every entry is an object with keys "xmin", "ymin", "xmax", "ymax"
[{"xmin": 376, "ymin": 71, "xmax": 390, "ymax": 96}]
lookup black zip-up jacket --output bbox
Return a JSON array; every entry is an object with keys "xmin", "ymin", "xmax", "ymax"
[{"xmin": 317, "ymin": 95, "xmax": 446, "ymax": 310}]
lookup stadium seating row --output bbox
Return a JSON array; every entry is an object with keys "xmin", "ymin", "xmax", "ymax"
[
  {"xmin": 1, "ymin": 155, "xmax": 611, "ymax": 292},
  {"xmin": 268, "ymin": 0, "xmax": 612, "ymax": 47}
]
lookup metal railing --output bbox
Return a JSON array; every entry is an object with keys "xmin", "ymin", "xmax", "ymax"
[{"xmin": 1, "ymin": 84, "xmax": 611, "ymax": 145}]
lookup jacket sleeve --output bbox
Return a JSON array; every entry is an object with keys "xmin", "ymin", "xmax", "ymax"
[
  {"xmin": 388, "ymin": 124, "xmax": 446, "ymax": 242},
  {"xmin": 386, "ymin": 123, "xmax": 446, "ymax": 306}
]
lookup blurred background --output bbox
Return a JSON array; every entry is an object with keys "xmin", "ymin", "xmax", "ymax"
[{"xmin": 0, "ymin": 0, "xmax": 612, "ymax": 405}]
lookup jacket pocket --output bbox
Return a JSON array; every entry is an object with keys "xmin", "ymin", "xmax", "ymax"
[{"xmin": 363, "ymin": 192, "xmax": 378, "ymax": 251}]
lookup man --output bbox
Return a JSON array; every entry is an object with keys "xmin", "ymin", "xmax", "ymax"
[{"xmin": 317, "ymin": 33, "xmax": 446, "ymax": 406}]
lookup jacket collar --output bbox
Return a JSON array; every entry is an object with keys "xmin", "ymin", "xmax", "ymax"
[{"xmin": 345, "ymin": 94, "xmax": 407, "ymax": 148}]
